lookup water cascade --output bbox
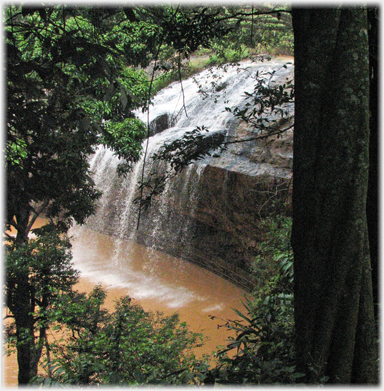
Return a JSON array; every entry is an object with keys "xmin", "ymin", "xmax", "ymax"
[{"xmin": 82, "ymin": 58, "xmax": 294, "ymax": 291}]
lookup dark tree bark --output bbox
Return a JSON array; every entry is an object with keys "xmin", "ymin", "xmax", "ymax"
[
  {"xmin": 13, "ymin": 282, "xmax": 35, "ymax": 385},
  {"xmin": 366, "ymin": 7, "xmax": 378, "ymax": 323},
  {"xmin": 291, "ymin": 7, "xmax": 378, "ymax": 384}
]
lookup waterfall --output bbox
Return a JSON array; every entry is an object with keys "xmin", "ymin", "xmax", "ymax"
[{"xmin": 85, "ymin": 59, "xmax": 294, "ymax": 288}]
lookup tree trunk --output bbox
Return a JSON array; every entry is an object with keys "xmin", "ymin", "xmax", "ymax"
[
  {"xmin": 366, "ymin": 7, "xmax": 378, "ymax": 322},
  {"xmin": 14, "ymin": 280, "xmax": 35, "ymax": 385},
  {"xmin": 291, "ymin": 7, "xmax": 378, "ymax": 384},
  {"xmin": 15, "ymin": 329, "xmax": 33, "ymax": 385}
]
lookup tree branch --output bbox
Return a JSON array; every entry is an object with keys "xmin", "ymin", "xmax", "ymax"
[
  {"xmin": 224, "ymin": 124, "xmax": 294, "ymax": 146},
  {"xmin": 27, "ymin": 200, "xmax": 49, "ymax": 234}
]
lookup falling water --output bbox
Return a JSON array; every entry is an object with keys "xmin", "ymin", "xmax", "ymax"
[{"xmin": 86, "ymin": 58, "xmax": 293, "ymax": 248}]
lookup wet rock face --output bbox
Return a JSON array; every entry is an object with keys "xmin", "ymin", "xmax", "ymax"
[
  {"xmin": 159, "ymin": 125, "xmax": 293, "ymax": 282},
  {"xmin": 149, "ymin": 113, "xmax": 171, "ymax": 136},
  {"xmin": 127, "ymin": 116, "xmax": 293, "ymax": 291},
  {"xmin": 87, "ymin": 59, "xmax": 294, "ymax": 290}
]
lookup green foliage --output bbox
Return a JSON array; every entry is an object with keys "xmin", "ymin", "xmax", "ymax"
[
  {"xmin": 203, "ymin": 5, "xmax": 293, "ymax": 66},
  {"xmin": 5, "ymin": 138, "xmax": 27, "ymax": 167},
  {"xmin": 101, "ymin": 118, "xmax": 147, "ymax": 175},
  {"xmin": 6, "ymin": 6, "xmax": 113, "ymax": 232},
  {"xmin": 156, "ymin": 6, "xmax": 230, "ymax": 56},
  {"xmin": 4, "ymin": 227, "xmax": 78, "ymax": 360},
  {"xmin": 153, "ymin": 126, "xmax": 226, "ymax": 173},
  {"xmin": 212, "ymin": 295, "xmax": 298, "ymax": 384},
  {"xmin": 5, "ymin": 226, "xmax": 78, "ymax": 318},
  {"xmin": 225, "ymin": 64, "xmax": 294, "ymax": 136},
  {"xmin": 252, "ymin": 215, "xmax": 293, "ymax": 289},
  {"xmin": 35, "ymin": 286, "xmax": 208, "ymax": 385},
  {"xmin": 146, "ymin": 6, "xmax": 293, "ymax": 93},
  {"xmin": 208, "ymin": 216, "xmax": 300, "ymax": 385},
  {"xmin": 248, "ymin": 10, "xmax": 293, "ymax": 56}
]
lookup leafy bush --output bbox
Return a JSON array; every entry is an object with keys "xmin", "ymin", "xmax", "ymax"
[
  {"xmin": 251, "ymin": 215, "xmax": 293, "ymax": 289},
  {"xmin": 211, "ymin": 295, "xmax": 298, "ymax": 384},
  {"xmin": 34, "ymin": 286, "xmax": 209, "ymax": 386},
  {"xmin": 208, "ymin": 216, "xmax": 302, "ymax": 385},
  {"xmin": 4, "ymin": 226, "xmax": 79, "ymax": 378},
  {"xmin": 100, "ymin": 117, "xmax": 147, "ymax": 175}
]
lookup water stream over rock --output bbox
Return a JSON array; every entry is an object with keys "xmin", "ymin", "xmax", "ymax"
[{"xmin": 85, "ymin": 57, "xmax": 294, "ymax": 290}]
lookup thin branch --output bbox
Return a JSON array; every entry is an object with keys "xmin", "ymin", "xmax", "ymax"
[
  {"xmin": 177, "ymin": 52, "xmax": 188, "ymax": 118},
  {"xmin": 215, "ymin": 9, "xmax": 292, "ymax": 24},
  {"xmin": 7, "ymin": 216, "xmax": 21, "ymax": 233},
  {"xmin": 4, "ymin": 9, "xmax": 24, "ymax": 24},
  {"xmin": 137, "ymin": 38, "xmax": 165, "ymax": 230},
  {"xmin": 3, "ymin": 232, "xmax": 15, "ymax": 241},
  {"xmin": 250, "ymin": 5, "xmax": 254, "ymax": 46},
  {"xmin": 160, "ymin": 367, "xmax": 188, "ymax": 380},
  {"xmin": 223, "ymin": 124, "xmax": 294, "ymax": 146},
  {"xmin": 26, "ymin": 200, "xmax": 49, "ymax": 234}
]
